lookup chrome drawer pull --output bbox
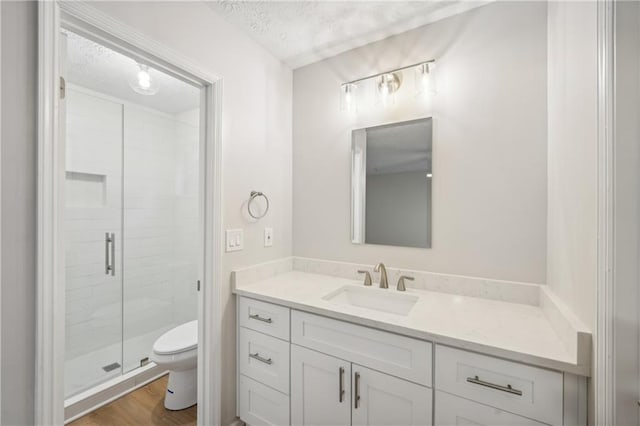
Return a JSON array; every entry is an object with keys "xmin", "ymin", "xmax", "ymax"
[
  {"xmin": 249, "ymin": 352, "xmax": 273, "ymax": 365},
  {"xmin": 354, "ymin": 372, "xmax": 361, "ymax": 408},
  {"xmin": 339, "ymin": 367, "xmax": 345, "ymax": 402},
  {"xmin": 249, "ymin": 314, "xmax": 273, "ymax": 323},
  {"xmin": 466, "ymin": 375, "xmax": 523, "ymax": 396}
]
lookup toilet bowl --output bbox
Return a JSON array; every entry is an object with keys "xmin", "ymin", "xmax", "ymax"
[{"xmin": 151, "ymin": 320, "xmax": 198, "ymax": 410}]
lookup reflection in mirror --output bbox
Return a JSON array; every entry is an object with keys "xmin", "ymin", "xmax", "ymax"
[{"xmin": 352, "ymin": 118, "xmax": 432, "ymax": 248}]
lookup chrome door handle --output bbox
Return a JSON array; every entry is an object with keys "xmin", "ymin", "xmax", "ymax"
[
  {"xmin": 354, "ymin": 371, "xmax": 361, "ymax": 409},
  {"xmin": 105, "ymin": 232, "xmax": 115, "ymax": 276},
  {"xmin": 466, "ymin": 375, "xmax": 523, "ymax": 396},
  {"xmin": 249, "ymin": 314, "xmax": 272, "ymax": 323},
  {"xmin": 339, "ymin": 367, "xmax": 345, "ymax": 402},
  {"xmin": 249, "ymin": 352, "xmax": 273, "ymax": 365}
]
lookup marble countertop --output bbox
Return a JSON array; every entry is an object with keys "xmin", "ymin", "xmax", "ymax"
[{"xmin": 233, "ymin": 270, "xmax": 590, "ymax": 376}]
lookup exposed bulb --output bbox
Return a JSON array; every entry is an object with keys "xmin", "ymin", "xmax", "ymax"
[
  {"xmin": 340, "ymin": 83, "xmax": 358, "ymax": 113},
  {"xmin": 137, "ymin": 69, "xmax": 151, "ymax": 89},
  {"xmin": 130, "ymin": 63, "xmax": 159, "ymax": 95},
  {"xmin": 415, "ymin": 62, "xmax": 436, "ymax": 97}
]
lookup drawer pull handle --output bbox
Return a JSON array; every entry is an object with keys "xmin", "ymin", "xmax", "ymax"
[
  {"xmin": 339, "ymin": 367, "xmax": 345, "ymax": 402},
  {"xmin": 249, "ymin": 352, "xmax": 273, "ymax": 365},
  {"xmin": 466, "ymin": 375, "xmax": 523, "ymax": 396},
  {"xmin": 249, "ymin": 314, "xmax": 273, "ymax": 323},
  {"xmin": 354, "ymin": 372, "xmax": 361, "ymax": 409}
]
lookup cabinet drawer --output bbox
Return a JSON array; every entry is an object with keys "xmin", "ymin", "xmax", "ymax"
[
  {"xmin": 239, "ymin": 375, "xmax": 289, "ymax": 426},
  {"xmin": 239, "ymin": 327, "xmax": 290, "ymax": 394},
  {"xmin": 239, "ymin": 297, "xmax": 290, "ymax": 341},
  {"xmin": 434, "ymin": 391, "xmax": 547, "ymax": 426},
  {"xmin": 291, "ymin": 310, "xmax": 432, "ymax": 386},
  {"xmin": 435, "ymin": 345, "xmax": 562, "ymax": 426}
]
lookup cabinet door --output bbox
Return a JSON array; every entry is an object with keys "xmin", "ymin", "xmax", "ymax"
[
  {"xmin": 291, "ymin": 344, "xmax": 351, "ymax": 426},
  {"xmin": 434, "ymin": 391, "xmax": 547, "ymax": 426},
  {"xmin": 352, "ymin": 365, "xmax": 432, "ymax": 426}
]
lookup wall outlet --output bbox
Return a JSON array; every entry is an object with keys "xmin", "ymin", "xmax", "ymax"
[
  {"xmin": 264, "ymin": 227, "xmax": 273, "ymax": 247},
  {"xmin": 226, "ymin": 229, "xmax": 244, "ymax": 252}
]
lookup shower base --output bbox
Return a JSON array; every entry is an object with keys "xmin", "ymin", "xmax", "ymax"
[{"xmin": 64, "ymin": 327, "xmax": 172, "ymax": 423}]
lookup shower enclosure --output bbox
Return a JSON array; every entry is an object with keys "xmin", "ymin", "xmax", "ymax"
[{"xmin": 62, "ymin": 29, "xmax": 201, "ymax": 399}]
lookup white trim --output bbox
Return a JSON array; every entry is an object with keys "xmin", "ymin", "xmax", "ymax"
[
  {"xmin": 0, "ymin": 0, "xmax": 3, "ymax": 418},
  {"xmin": 36, "ymin": 2, "xmax": 64, "ymax": 423},
  {"xmin": 595, "ymin": 0, "xmax": 615, "ymax": 424},
  {"xmin": 37, "ymin": 2, "xmax": 224, "ymax": 425}
]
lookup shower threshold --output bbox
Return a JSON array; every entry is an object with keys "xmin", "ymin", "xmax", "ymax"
[{"xmin": 64, "ymin": 362, "xmax": 166, "ymax": 423}]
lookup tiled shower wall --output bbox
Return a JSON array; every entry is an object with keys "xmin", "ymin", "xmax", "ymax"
[{"xmin": 65, "ymin": 87, "xmax": 199, "ymax": 380}]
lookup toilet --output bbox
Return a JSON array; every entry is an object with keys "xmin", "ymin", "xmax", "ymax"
[{"xmin": 151, "ymin": 320, "xmax": 198, "ymax": 410}]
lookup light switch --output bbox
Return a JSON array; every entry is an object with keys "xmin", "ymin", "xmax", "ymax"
[
  {"xmin": 226, "ymin": 229, "xmax": 244, "ymax": 252},
  {"xmin": 264, "ymin": 227, "xmax": 273, "ymax": 247}
]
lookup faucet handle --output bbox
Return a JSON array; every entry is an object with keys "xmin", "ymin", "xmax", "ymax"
[
  {"xmin": 397, "ymin": 275, "xmax": 414, "ymax": 292},
  {"xmin": 357, "ymin": 270, "xmax": 372, "ymax": 286}
]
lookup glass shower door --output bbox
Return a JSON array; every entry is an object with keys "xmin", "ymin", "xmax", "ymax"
[
  {"xmin": 121, "ymin": 102, "xmax": 200, "ymax": 374},
  {"xmin": 64, "ymin": 87, "xmax": 124, "ymax": 398}
]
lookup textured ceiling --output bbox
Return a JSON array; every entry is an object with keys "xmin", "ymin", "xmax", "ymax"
[
  {"xmin": 206, "ymin": 1, "xmax": 487, "ymax": 68},
  {"xmin": 63, "ymin": 30, "xmax": 200, "ymax": 114}
]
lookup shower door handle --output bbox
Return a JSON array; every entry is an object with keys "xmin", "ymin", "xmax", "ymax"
[{"xmin": 105, "ymin": 232, "xmax": 115, "ymax": 276}]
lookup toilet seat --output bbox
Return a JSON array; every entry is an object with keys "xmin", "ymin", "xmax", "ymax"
[{"xmin": 153, "ymin": 320, "xmax": 197, "ymax": 355}]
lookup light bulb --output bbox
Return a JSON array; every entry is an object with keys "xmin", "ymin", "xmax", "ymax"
[
  {"xmin": 376, "ymin": 72, "xmax": 401, "ymax": 108},
  {"xmin": 340, "ymin": 83, "xmax": 358, "ymax": 113},
  {"xmin": 137, "ymin": 69, "xmax": 151, "ymax": 89},
  {"xmin": 130, "ymin": 63, "xmax": 159, "ymax": 95},
  {"xmin": 415, "ymin": 62, "xmax": 436, "ymax": 97}
]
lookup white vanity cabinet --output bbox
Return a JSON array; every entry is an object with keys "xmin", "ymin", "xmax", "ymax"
[
  {"xmin": 291, "ymin": 344, "xmax": 432, "ymax": 426},
  {"xmin": 290, "ymin": 345, "xmax": 351, "ymax": 426},
  {"xmin": 236, "ymin": 296, "xmax": 583, "ymax": 426}
]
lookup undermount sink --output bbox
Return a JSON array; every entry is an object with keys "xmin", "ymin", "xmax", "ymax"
[{"xmin": 322, "ymin": 285, "xmax": 418, "ymax": 316}]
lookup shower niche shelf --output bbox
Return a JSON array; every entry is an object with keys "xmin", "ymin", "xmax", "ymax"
[{"xmin": 65, "ymin": 171, "xmax": 107, "ymax": 208}]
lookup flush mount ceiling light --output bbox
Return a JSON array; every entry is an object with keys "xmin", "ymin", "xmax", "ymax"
[
  {"xmin": 129, "ymin": 63, "xmax": 159, "ymax": 95},
  {"xmin": 340, "ymin": 59, "xmax": 435, "ymax": 113}
]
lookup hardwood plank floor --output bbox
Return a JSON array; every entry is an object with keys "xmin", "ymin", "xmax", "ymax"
[{"xmin": 70, "ymin": 375, "xmax": 197, "ymax": 426}]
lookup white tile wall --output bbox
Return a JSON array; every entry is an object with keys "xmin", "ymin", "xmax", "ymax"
[{"xmin": 64, "ymin": 87, "xmax": 200, "ymax": 397}]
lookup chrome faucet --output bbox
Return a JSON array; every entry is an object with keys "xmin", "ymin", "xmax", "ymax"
[
  {"xmin": 397, "ymin": 275, "xmax": 414, "ymax": 292},
  {"xmin": 357, "ymin": 270, "xmax": 372, "ymax": 286},
  {"xmin": 373, "ymin": 263, "xmax": 388, "ymax": 289}
]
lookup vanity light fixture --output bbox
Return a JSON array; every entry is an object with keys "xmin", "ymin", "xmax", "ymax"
[
  {"xmin": 130, "ymin": 63, "xmax": 159, "ymax": 96},
  {"xmin": 340, "ymin": 59, "xmax": 436, "ymax": 113}
]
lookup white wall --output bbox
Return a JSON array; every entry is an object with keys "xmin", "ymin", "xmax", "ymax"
[
  {"xmin": 87, "ymin": 2, "xmax": 293, "ymax": 423},
  {"xmin": 1, "ymin": 1, "xmax": 37, "ymax": 424},
  {"xmin": 293, "ymin": 1, "xmax": 548, "ymax": 283},
  {"xmin": 546, "ymin": 4, "xmax": 598, "ymax": 422},
  {"xmin": 546, "ymin": 1, "xmax": 598, "ymax": 332}
]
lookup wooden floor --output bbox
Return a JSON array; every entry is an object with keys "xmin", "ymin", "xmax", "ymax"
[{"xmin": 70, "ymin": 375, "xmax": 197, "ymax": 426}]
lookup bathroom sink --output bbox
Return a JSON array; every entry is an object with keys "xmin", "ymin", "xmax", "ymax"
[{"xmin": 322, "ymin": 285, "xmax": 418, "ymax": 316}]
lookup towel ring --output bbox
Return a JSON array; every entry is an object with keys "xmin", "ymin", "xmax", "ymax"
[{"xmin": 248, "ymin": 191, "xmax": 269, "ymax": 219}]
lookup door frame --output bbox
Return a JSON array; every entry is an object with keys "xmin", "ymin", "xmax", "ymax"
[
  {"xmin": 596, "ymin": 0, "xmax": 615, "ymax": 424},
  {"xmin": 36, "ymin": 1, "xmax": 224, "ymax": 424}
]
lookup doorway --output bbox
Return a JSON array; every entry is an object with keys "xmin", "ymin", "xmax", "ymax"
[{"xmin": 37, "ymin": 3, "xmax": 223, "ymax": 425}]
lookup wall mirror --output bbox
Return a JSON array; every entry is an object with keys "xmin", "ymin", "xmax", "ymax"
[{"xmin": 351, "ymin": 117, "xmax": 432, "ymax": 248}]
